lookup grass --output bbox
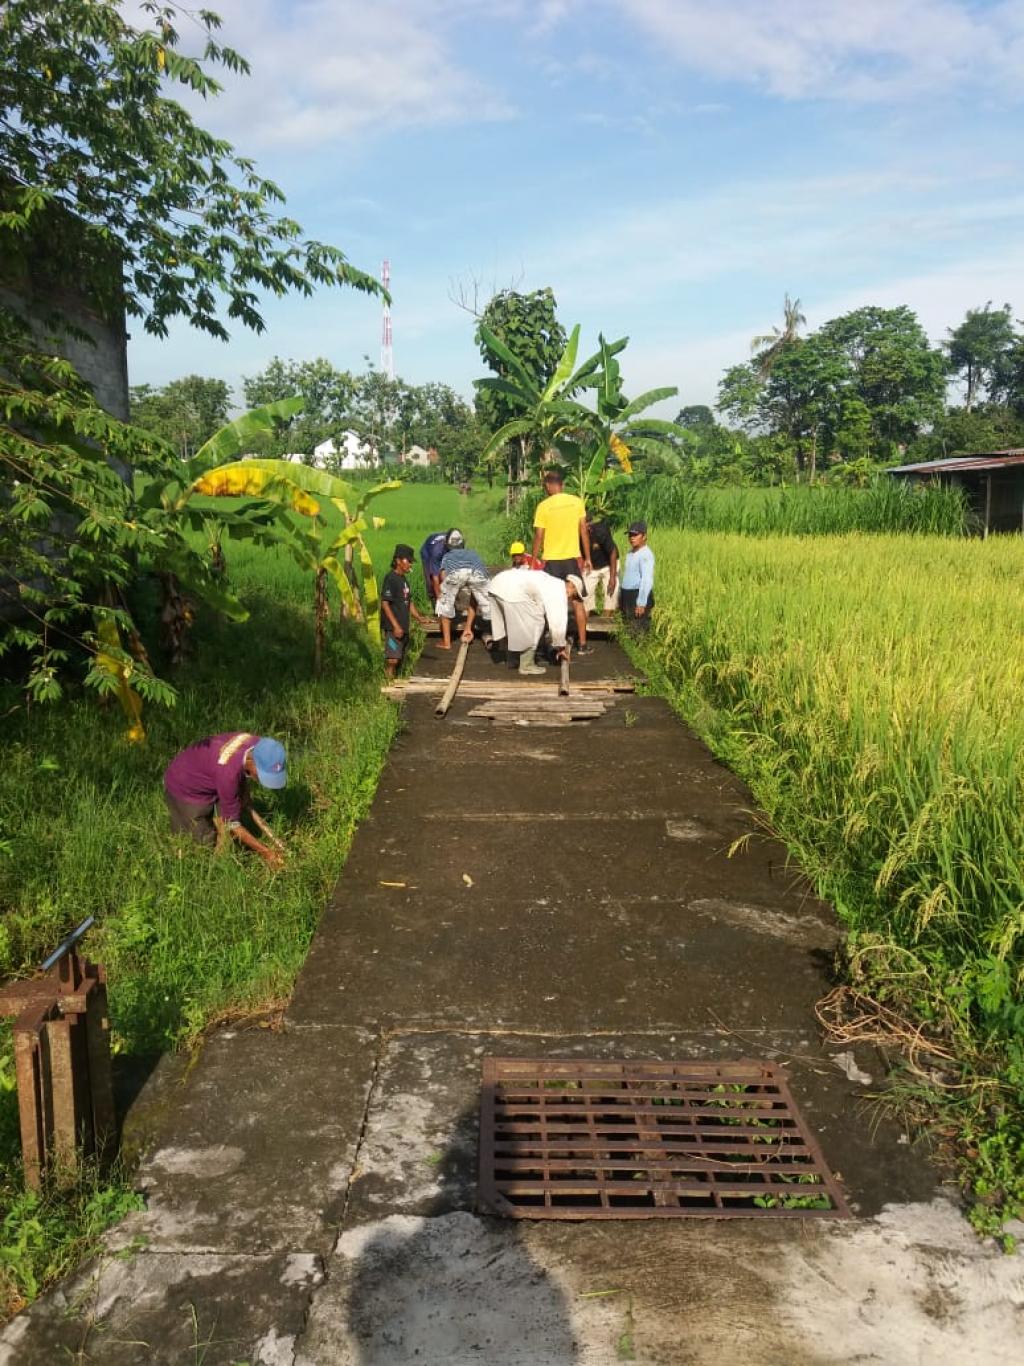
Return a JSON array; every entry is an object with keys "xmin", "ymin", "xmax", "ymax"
[
  {"xmin": 0, "ymin": 478, "xmax": 503, "ymax": 1313},
  {"xmin": 622, "ymin": 477, "xmax": 972, "ymax": 536},
  {"xmin": 626, "ymin": 526, "xmax": 1024, "ymax": 1243}
]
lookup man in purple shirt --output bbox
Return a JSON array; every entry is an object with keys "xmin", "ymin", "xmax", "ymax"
[{"xmin": 164, "ymin": 732, "xmax": 287, "ymax": 867}]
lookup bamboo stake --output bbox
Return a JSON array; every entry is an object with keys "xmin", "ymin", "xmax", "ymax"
[
  {"xmin": 559, "ymin": 653, "xmax": 570, "ymax": 697},
  {"xmin": 435, "ymin": 638, "xmax": 470, "ymax": 718}
]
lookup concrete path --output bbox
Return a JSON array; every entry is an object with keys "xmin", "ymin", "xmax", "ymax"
[{"xmin": 3, "ymin": 638, "xmax": 1021, "ymax": 1364}]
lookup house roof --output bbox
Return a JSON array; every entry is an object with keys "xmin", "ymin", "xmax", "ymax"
[{"xmin": 889, "ymin": 449, "xmax": 1024, "ymax": 475}]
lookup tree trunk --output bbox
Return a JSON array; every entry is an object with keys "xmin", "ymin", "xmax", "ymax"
[
  {"xmin": 313, "ymin": 566, "xmax": 328, "ymax": 676},
  {"xmin": 158, "ymin": 572, "xmax": 193, "ymax": 667},
  {"xmin": 809, "ymin": 424, "xmax": 818, "ymax": 485}
]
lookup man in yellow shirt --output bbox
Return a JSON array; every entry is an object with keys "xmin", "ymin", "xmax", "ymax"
[{"xmin": 531, "ymin": 466, "xmax": 593, "ymax": 653}]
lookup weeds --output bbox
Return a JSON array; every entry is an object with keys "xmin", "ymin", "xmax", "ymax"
[{"xmin": 0, "ymin": 482, "xmax": 502, "ymax": 1316}]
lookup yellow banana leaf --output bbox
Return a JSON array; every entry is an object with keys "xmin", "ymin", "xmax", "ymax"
[
  {"xmin": 95, "ymin": 618, "xmax": 146, "ymax": 742},
  {"xmin": 191, "ymin": 463, "xmax": 321, "ymax": 517}
]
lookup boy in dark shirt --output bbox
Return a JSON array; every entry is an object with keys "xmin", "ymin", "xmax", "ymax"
[{"xmin": 381, "ymin": 543, "xmax": 430, "ymax": 676}]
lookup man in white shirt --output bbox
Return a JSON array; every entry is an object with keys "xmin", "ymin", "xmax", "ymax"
[{"xmin": 487, "ymin": 568, "xmax": 585, "ymax": 675}]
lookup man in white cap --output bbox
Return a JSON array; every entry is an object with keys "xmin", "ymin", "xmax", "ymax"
[
  {"xmin": 486, "ymin": 568, "xmax": 585, "ymax": 675},
  {"xmin": 435, "ymin": 528, "xmax": 492, "ymax": 649}
]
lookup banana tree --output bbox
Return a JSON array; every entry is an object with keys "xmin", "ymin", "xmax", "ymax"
[
  {"xmin": 475, "ymin": 325, "xmax": 628, "ymax": 510},
  {"xmin": 572, "ymin": 335, "xmax": 692, "ymax": 517},
  {"xmin": 136, "ymin": 397, "xmax": 306, "ymax": 662},
  {"xmin": 189, "ymin": 459, "xmax": 400, "ymax": 675}
]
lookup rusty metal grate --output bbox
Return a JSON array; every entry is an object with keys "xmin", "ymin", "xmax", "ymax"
[{"xmin": 478, "ymin": 1058, "xmax": 850, "ymax": 1220}]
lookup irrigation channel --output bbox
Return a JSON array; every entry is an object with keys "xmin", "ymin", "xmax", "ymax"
[{"xmin": 2, "ymin": 633, "xmax": 1020, "ymax": 1365}]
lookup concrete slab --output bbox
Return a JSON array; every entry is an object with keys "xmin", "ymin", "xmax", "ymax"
[
  {"xmin": 297, "ymin": 1202, "xmax": 1024, "ymax": 1366},
  {"xmin": 288, "ymin": 889, "xmax": 837, "ymax": 1032},
  {"xmin": 0, "ymin": 1249, "xmax": 323, "ymax": 1366},
  {"xmin": 109, "ymin": 1025, "xmax": 377, "ymax": 1256},
  {"xmin": 299, "ymin": 1031, "xmax": 1019, "ymax": 1366},
  {"xmin": 342, "ymin": 1032, "xmax": 933, "ymax": 1224}
]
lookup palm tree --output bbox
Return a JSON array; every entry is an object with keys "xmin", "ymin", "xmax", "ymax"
[{"xmin": 751, "ymin": 294, "xmax": 806, "ymax": 376}]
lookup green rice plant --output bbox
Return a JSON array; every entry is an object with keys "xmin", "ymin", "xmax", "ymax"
[
  {"xmin": 628, "ymin": 527, "xmax": 1024, "ymax": 1236},
  {"xmin": 622, "ymin": 477, "xmax": 972, "ymax": 537}
]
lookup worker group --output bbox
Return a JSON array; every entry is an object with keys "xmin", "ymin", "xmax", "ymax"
[{"xmin": 162, "ymin": 467, "xmax": 654, "ymax": 866}]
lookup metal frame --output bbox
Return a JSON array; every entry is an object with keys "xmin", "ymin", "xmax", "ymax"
[
  {"xmin": 1, "ymin": 928, "xmax": 115, "ymax": 1188},
  {"xmin": 479, "ymin": 1058, "xmax": 850, "ymax": 1220}
]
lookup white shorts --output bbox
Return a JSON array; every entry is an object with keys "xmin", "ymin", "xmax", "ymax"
[
  {"xmin": 436, "ymin": 568, "xmax": 491, "ymax": 620},
  {"xmin": 583, "ymin": 564, "xmax": 619, "ymax": 612}
]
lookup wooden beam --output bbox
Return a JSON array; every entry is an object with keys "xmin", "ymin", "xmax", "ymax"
[{"xmin": 435, "ymin": 638, "xmax": 470, "ymax": 718}]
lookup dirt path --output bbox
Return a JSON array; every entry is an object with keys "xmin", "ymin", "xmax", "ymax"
[{"xmin": 3, "ymin": 637, "xmax": 1021, "ymax": 1364}]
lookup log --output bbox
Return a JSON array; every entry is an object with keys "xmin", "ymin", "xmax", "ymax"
[{"xmin": 435, "ymin": 638, "xmax": 470, "ymax": 718}]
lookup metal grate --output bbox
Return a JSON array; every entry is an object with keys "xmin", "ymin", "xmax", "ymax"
[{"xmin": 478, "ymin": 1058, "xmax": 850, "ymax": 1220}]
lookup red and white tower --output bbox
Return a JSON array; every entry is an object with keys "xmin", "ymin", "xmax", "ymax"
[{"xmin": 380, "ymin": 259, "xmax": 394, "ymax": 379}]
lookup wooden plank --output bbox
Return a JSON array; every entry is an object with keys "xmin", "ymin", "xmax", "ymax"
[
  {"xmin": 387, "ymin": 677, "xmax": 635, "ymax": 695},
  {"xmin": 435, "ymin": 638, "xmax": 471, "ymax": 718}
]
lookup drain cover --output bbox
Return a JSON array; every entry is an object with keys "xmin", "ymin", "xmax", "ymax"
[{"xmin": 478, "ymin": 1058, "xmax": 850, "ymax": 1220}]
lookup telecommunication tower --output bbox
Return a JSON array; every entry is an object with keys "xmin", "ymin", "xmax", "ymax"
[{"xmin": 380, "ymin": 259, "xmax": 394, "ymax": 379}]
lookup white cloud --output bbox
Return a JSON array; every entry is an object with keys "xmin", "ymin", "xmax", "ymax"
[
  {"xmin": 521, "ymin": 0, "xmax": 1024, "ymax": 103},
  {"xmin": 148, "ymin": 0, "xmax": 512, "ymax": 149}
]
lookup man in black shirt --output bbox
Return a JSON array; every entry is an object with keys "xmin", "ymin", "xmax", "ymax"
[
  {"xmin": 381, "ymin": 544, "xmax": 431, "ymax": 676},
  {"xmin": 582, "ymin": 516, "xmax": 620, "ymax": 616}
]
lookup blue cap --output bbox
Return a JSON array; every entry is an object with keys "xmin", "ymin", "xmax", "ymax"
[{"xmin": 252, "ymin": 737, "xmax": 287, "ymax": 789}]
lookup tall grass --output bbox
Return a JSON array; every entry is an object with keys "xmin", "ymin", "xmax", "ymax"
[
  {"xmin": 632, "ymin": 528, "xmax": 1024, "ymax": 1236},
  {"xmin": 623, "ymin": 477, "xmax": 972, "ymax": 536},
  {"xmin": 0, "ymin": 479, "xmax": 499, "ymax": 1311}
]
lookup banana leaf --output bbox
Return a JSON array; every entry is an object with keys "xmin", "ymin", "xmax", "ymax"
[
  {"xmin": 480, "ymin": 418, "xmax": 537, "ymax": 462},
  {"xmin": 476, "ymin": 324, "xmax": 542, "ymax": 398},
  {"xmin": 186, "ymin": 398, "xmax": 305, "ymax": 480},
  {"xmin": 616, "ymin": 387, "xmax": 679, "ymax": 421},
  {"xmin": 540, "ymin": 325, "xmax": 580, "ymax": 403}
]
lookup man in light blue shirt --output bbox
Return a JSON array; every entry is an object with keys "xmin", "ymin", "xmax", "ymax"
[{"xmin": 620, "ymin": 520, "xmax": 654, "ymax": 629}]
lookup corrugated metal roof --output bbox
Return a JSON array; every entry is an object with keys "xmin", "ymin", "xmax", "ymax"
[{"xmin": 889, "ymin": 450, "xmax": 1024, "ymax": 475}]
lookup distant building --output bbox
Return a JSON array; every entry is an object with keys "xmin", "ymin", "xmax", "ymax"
[
  {"xmin": 888, "ymin": 450, "xmax": 1024, "ymax": 536},
  {"xmin": 311, "ymin": 431, "xmax": 380, "ymax": 471},
  {"xmin": 402, "ymin": 444, "xmax": 439, "ymax": 468}
]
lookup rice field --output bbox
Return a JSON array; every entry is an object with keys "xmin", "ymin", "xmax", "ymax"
[
  {"xmin": 640, "ymin": 530, "xmax": 1024, "ymax": 994},
  {"xmin": 623, "ymin": 477, "xmax": 972, "ymax": 536},
  {"xmin": 632, "ymin": 527, "xmax": 1024, "ymax": 1234}
]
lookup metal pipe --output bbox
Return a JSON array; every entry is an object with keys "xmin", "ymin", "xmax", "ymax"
[{"xmin": 40, "ymin": 916, "xmax": 95, "ymax": 972}]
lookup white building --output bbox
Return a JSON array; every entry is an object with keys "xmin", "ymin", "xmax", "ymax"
[
  {"xmin": 311, "ymin": 430, "xmax": 380, "ymax": 471},
  {"xmin": 402, "ymin": 444, "xmax": 437, "ymax": 468}
]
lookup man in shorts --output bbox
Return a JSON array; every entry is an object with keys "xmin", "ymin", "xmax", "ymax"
[
  {"xmin": 435, "ymin": 529, "xmax": 492, "ymax": 649},
  {"xmin": 531, "ymin": 466, "xmax": 593, "ymax": 653},
  {"xmin": 381, "ymin": 543, "xmax": 430, "ymax": 676}
]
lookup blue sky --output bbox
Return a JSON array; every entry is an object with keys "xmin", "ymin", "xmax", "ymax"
[{"xmin": 130, "ymin": 0, "xmax": 1024, "ymax": 414}]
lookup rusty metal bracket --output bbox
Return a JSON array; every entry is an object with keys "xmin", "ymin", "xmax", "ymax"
[{"xmin": 1, "ymin": 920, "xmax": 115, "ymax": 1188}]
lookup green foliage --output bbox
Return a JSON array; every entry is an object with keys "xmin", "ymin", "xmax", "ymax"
[
  {"xmin": 242, "ymin": 357, "xmax": 358, "ymax": 457},
  {"xmin": 0, "ymin": 0, "xmax": 381, "ymax": 340},
  {"xmin": 0, "ymin": 313, "xmax": 248, "ymax": 705},
  {"xmin": 944, "ymin": 303, "xmax": 1017, "ymax": 413},
  {"xmin": 626, "ymin": 528, "xmax": 1024, "ymax": 1240},
  {"xmin": 130, "ymin": 376, "xmax": 232, "ymax": 460},
  {"xmin": 474, "ymin": 288, "xmax": 567, "ymax": 434},
  {"xmin": 622, "ymin": 476, "xmax": 971, "ymax": 537},
  {"xmin": 0, "ymin": 1161, "xmax": 143, "ymax": 1315},
  {"xmin": 717, "ymin": 304, "xmax": 948, "ymax": 473}
]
